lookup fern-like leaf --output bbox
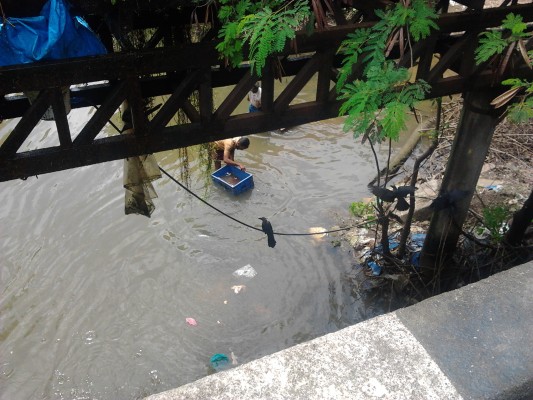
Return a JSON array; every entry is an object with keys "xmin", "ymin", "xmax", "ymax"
[
  {"xmin": 475, "ymin": 30, "xmax": 507, "ymax": 64},
  {"xmin": 381, "ymin": 101, "xmax": 408, "ymax": 141},
  {"xmin": 409, "ymin": 0, "xmax": 439, "ymax": 41}
]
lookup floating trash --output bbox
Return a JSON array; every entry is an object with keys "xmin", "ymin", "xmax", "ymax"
[
  {"xmin": 231, "ymin": 285, "xmax": 246, "ymax": 294},
  {"xmin": 210, "ymin": 353, "xmax": 230, "ymax": 370},
  {"xmin": 308, "ymin": 227, "xmax": 328, "ymax": 241},
  {"xmin": 233, "ymin": 264, "xmax": 257, "ymax": 278},
  {"xmin": 185, "ymin": 317, "xmax": 197, "ymax": 326},
  {"xmin": 230, "ymin": 351, "xmax": 238, "ymax": 365}
]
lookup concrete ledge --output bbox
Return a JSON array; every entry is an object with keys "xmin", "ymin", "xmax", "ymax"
[{"xmin": 145, "ymin": 261, "xmax": 533, "ymax": 400}]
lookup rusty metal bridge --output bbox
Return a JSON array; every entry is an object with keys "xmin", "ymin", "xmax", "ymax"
[{"xmin": 0, "ymin": 0, "xmax": 531, "ymax": 182}]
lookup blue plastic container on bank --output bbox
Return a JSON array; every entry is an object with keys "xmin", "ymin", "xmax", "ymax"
[{"xmin": 211, "ymin": 165, "xmax": 254, "ymax": 195}]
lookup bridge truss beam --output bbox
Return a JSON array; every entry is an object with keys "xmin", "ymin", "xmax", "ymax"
[{"xmin": 0, "ymin": 3, "xmax": 531, "ymax": 182}]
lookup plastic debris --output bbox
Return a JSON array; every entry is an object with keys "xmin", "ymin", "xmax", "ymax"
[
  {"xmin": 233, "ymin": 264, "xmax": 257, "ymax": 278},
  {"xmin": 410, "ymin": 233, "xmax": 426, "ymax": 248},
  {"xmin": 411, "ymin": 252, "xmax": 421, "ymax": 270},
  {"xmin": 367, "ymin": 261, "xmax": 382, "ymax": 276},
  {"xmin": 210, "ymin": 353, "xmax": 230, "ymax": 370},
  {"xmin": 309, "ymin": 227, "xmax": 328, "ymax": 243},
  {"xmin": 374, "ymin": 239, "xmax": 399, "ymax": 254},
  {"xmin": 485, "ymin": 184, "xmax": 503, "ymax": 192},
  {"xmin": 230, "ymin": 351, "xmax": 238, "ymax": 365},
  {"xmin": 231, "ymin": 285, "xmax": 246, "ymax": 294},
  {"xmin": 185, "ymin": 317, "xmax": 197, "ymax": 326}
]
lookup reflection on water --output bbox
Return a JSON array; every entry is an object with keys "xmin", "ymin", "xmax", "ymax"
[{"xmin": 0, "ymin": 84, "xmax": 397, "ymax": 400}]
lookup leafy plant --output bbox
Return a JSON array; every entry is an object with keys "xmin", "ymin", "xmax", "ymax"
[
  {"xmin": 476, "ymin": 14, "xmax": 533, "ymax": 124},
  {"xmin": 336, "ymin": 0, "xmax": 437, "ymax": 142},
  {"xmin": 216, "ymin": 0, "xmax": 310, "ymax": 76},
  {"xmin": 495, "ymin": 78, "xmax": 533, "ymax": 124},
  {"xmin": 349, "ymin": 201, "xmax": 374, "ymax": 218},
  {"xmin": 479, "ymin": 205, "xmax": 510, "ymax": 243},
  {"xmin": 475, "ymin": 13, "xmax": 530, "ymax": 65}
]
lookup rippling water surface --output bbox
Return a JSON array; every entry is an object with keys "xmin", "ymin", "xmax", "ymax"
[{"xmin": 0, "ymin": 84, "xmax": 393, "ymax": 399}]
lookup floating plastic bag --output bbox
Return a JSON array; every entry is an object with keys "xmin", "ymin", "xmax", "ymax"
[
  {"xmin": 210, "ymin": 353, "xmax": 230, "ymax": 371},
  {"xmin": 185, "ymin": 317, "xmax": 197, "ymax": 326},
  {"xmin": 231, "ymin": 285, "xmax": 246, "ymax": 294},
  {"xmin": 0, "ymin": 0, "xmax": 107, "ymax": 66},
  {"xmin": 232, "ymin": 264, "xmax": 257, "ymax": 278}
]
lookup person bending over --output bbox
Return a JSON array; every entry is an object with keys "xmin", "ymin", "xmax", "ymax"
[{"xmin": 213, "ymin": 136, "xmax": 250, "ymax": 171}]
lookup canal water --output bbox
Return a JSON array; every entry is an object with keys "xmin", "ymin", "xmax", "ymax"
[{"xmin": 0, "ymin": 80, "xmax": 395, "ymax": 399}]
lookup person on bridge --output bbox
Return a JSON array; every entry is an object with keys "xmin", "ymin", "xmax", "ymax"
[
  {"xmin": 213, "ymin": 137, "xmax": 250, "ymax": 171},
  {"xmin": 248, "ymin": 83, "xmax": 262, "ymax": 112}
]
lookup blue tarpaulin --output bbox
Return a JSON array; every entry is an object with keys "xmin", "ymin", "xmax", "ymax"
[{"xmin": 0, "ymin": 0, "xmax": 107, "ymax": 67}]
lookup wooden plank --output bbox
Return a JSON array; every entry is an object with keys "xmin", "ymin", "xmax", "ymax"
[
  {"xmin": 261, "ymin": 58, "xmax": 275, "ymax": 113},
  {"xmin": 316, "ymin": 50, "xmax": 334, "ymax": 102},
  {"xmin": 1, "ymin": 3, "xmax": 531, "ymax": 95},
  {"xmin": 274, "ymin": 53, "xmax": 321, "ymax": 113},
  {"xmin": 213, "ymin": 70, "xmax": 254, "ymax": 120},
  {"xmin": 181, "ymin": 100, "xmax": 201, "ymax": 123},
  {"xmin": 0, "ymin": 90, "xmax": 50, "ymax": 156},
  {"xmin": 73, "ymin": 82, "xmax": 127, "ymax": 145},
  {"xmin": 126, "ymin": 76, "xmax": 148, "ymax": 136},
  {"xmin": 0, "ymin": 101, "xmax": 341, "ymax": 181},
  {"xmin": 50, "ymin": 88, "xmax": 72, "ymax": 148},
  {"xmin": 149, "ymin": 69, "xmax": 203, "ymax": 132},
  {"xmin": 198, "ymin": 68, "xmax": 213, "ymax": 123},
  {"xmin": 426, "ymin": 34, "xmax": 473, "ymax": 83},
  {"xmin": 414, "ymin": 36, "xmax": 439, "ymax": 81}
]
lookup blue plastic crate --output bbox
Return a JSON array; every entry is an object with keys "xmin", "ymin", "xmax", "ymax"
[{"xmin": 211, "ymin": 165, "xmax": 254, "ymax": 195}]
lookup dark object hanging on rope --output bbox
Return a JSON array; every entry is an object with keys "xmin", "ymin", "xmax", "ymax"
[
  {"xmin": 430, "ymin": 189, "xmax": 470, "ymax": 212},
  {"xmin": 259, "ymin": 217, "xmax": 276, "ymax": 248},
  {"xmin": 368, "ymin": 185, "xmax": 417, "ymax": 211}
]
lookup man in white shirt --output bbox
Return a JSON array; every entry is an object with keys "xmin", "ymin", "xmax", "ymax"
[{"xmin": 248, "ymin": 83, "xmax": 262, "ymax": 112}]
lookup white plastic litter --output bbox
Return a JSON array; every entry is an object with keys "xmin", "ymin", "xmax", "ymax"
[
  {"xmin": 231, "ymin": 285, "xmax": 246, "ymax": 294},
  {"xmin": 232, "ymin": 264, "xmax": 257, "ymax": 278}
]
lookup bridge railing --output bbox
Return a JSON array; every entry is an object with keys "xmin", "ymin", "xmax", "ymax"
[{"xmin": 0, "ymin": 3, "xmax": 531, "ymax": 182}]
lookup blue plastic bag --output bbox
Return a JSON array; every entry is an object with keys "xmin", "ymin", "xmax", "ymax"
[{"xmin": 0, "ymin": 0, "xmax": 106, "ymax": 66}]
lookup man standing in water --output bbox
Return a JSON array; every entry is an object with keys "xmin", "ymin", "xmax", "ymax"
[
  {"xmin": 213, "ymin": 136, "xmax": 250, "ymax": 171},
  {"xmin": 248, "ymin": 83, "xmax": 262, "ymax": 112}
]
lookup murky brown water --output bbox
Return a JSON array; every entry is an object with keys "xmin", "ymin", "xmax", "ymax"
[{"xmin": 0, "ymin": 78, "xmax": 398, "ymax": 399}]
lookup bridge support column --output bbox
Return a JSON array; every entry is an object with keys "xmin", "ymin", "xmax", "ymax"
[{"xmin": 420, "ymin": 89, "xmax": 504, "ymax": 287}]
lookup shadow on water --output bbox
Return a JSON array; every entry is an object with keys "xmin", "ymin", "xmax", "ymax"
[{"xmin": 0, "ymin": 78, "xmax": 418, "ymax": 399}]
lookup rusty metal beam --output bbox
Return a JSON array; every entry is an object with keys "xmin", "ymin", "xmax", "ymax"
[
  {"xmin": 50, "ymin": 88, "xmax": 72, "ymax": 148},
  {"xmin": 73, "ymin": 82, "xmax": 128, "ymax": 145},
  {"xmin": 149, "ymin": 70, "xmax": 203, "ymax": 132},
  {"xmin": 274, "ymin": 53, "xmax": 322, "ymax": 113},
  {"xmin": 0, "ymin": 101, "xmax": 341, "ymax": 181},
  {"xmin": 1, "ymin": 2, "xmax": 533, "ymax": 182},
  {"xmin": 213, "ymin": 70, "xmax": 254, "ymax": 120},
  {"xmin": 0, "ymin": 90, "xmax": 51, "ymax": 156}
]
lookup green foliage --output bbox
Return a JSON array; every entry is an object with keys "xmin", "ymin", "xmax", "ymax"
[
  {"xmin": 337, "ymin": 0, "xmax": 437, "ymax": 142},
  {"xmin": 476, "ymin": 15, "xmax": 533, "ymax": 124},
  {"xmin": 501, "ymin": 78, "xmax": 533, "ymax": 124},
  {"xmin": 475, "ymin": 13, "xmax": 531, "ymax": 64},
  {"xmin": 501, "ymin": 13, "xmax": 528, "ymax": 37},
  {"xmin": 349, "ymin": 201, "xmax": 374, "ymax": 218},
  {"xmin": 479, "ymin": 205, "xmax": 510, "ymax": 243},
  {"xmin": 216, "ymin": 0, "xmax": 310, "ymax": 76},
  {"xmin": 475, "ymin": 30, "xmax": 508, "ymax": 64}
]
